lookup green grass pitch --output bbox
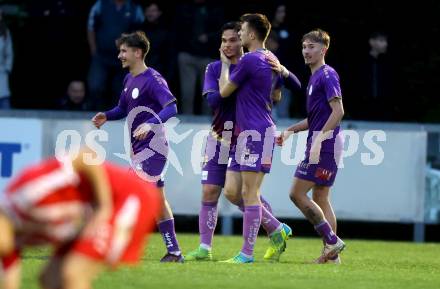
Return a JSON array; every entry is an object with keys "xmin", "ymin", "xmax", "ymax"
[{"xmin": 20, "ymin": 233, "xmax": 440, "ymax": 289}]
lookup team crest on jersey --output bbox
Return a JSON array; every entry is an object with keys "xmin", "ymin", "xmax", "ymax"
[
  {"xmin": 132, "ymin": 88, "xmax": 139, "ymax": 99},
  {"xmin": 309, "ymin": 85, "xmax": 313, "ymax": 95}
]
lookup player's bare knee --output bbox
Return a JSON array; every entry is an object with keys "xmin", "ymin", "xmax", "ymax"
[
  {"xmin": 223, "ymin": 188, "xmax": 240, "ymax": 205},
  {"xmin": 289, "ymin": 192, "xmax": 297, "ymax": 205},
  {"xmin": 312, "ymin": 187, "xmax": 330, "ymax": 204},
  {"xmin": 241, "ymin": 190, "xmax": 259, "ymax": 205},
  {"xmin": 202, "ymin": 185, "xmax": 221, "ymax": 202},
  {"xmin": 312, "ymin": 193, "xmax": 328, "ymax": 204},
  {"xmin": 289, "ymin": 191, "xmax": 302, "ymax": 207},
  {"xmin": 225, "ymin": 192, "xmax": 241, "ymax": 205},
  {"xmin": 223, "ymin": 182, "xmax": 240, "ymax": 204}
]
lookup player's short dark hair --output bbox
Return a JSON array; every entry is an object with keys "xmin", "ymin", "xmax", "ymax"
[
  {"xmin": 240, "ymin": 13, "xmax": 271, "ymax": 42},
  {"xmin": 221, "ymin": 21, "xmax": 241, "ymax": 34},
  {"xmin": 116, "ymin": 31, "xmax": 150, "ymax": 58},
  {"xmin": 302, "ymin": 29, "xmax": 330, "ymax": 49}
]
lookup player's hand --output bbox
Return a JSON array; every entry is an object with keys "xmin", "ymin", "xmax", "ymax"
[
  {"xmin": 266, "ymin": 55, "xmax": 289, "ymax": 77},
  {"xmin": 276, "ymin": 130, "xmax": 294, "ymax": 146},
  {"xmin": 309, "ymin": 145, "xmax": 321, "ymax": 165},
  {"xmin": 92, "ymin": 112, "xmax": 107, "ymax": 129},
  {"xmin": 276, "ymin": 131, "xmax": 285, "ymax": 146},
  {"xmin": 219, "ymin": 48, "xmax": 231, "ymax": 65},
  {"xmin": 309, "ymin": 131, "xmax": 332, "ymax": 164},
  {"xmin": 133, "ymin": 123, "xmax": 152, "ymax": 140},
  {"xmin": 309, "ymin": 135, "xmax": 325, "ymax": 164}
]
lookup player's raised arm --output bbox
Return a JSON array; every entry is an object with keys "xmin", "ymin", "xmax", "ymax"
[
  {"xmin": 266, "ymin": 55, "xmax": 302, "ymax": 92},
  {"xmin": 71, "ymin": 149, "xmax": 113, "ymax": 225},
  {"xmin": 203, "ymin": 62, "xmax": 222, "ymax": 109},
  {"xmin": 218, "ymin": 50, "xmax": 237, "ymax": 98}
]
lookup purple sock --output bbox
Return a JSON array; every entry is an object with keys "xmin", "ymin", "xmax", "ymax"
[
  {"xmin": 241, "ymin": 205, "xmax": 262, "ymax": 256},
  {"xmin": 315, "ymin": 221, "xmax": 338, "ymax": 245},
  {"xmin": 238, "ymin": 197, "xmax": 280, "ymax": 235},
  {"xmin": 158, "ymin": 218, "xmax": 181, "ymax": 254},
  {"xmin": 238, "ymin": 196, "xmax": 273, "ymax": 213},
  {"xmin": 260, "ymin": 196, "xmax": 273, "ymax": 214},
  {"xmin": 199, "ymin": 201, "xmax": 218, "ymax": 248},
  {"xmin": 261, "ymin": 206, "xmax": 281, "ymax": 235}
]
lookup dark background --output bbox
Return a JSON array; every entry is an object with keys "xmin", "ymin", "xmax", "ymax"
[{"xmin": 3, "ymin": 0, "xmax": 440, "ymax": 122}]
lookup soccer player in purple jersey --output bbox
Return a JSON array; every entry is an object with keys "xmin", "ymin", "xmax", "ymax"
[
  {"xmin": 277, "ymin": 29, "xmax": 346, "ymax": 264},
  {"xmin": 216, "ymin": 14, "xmax": 292, "ymax": 264},
  {"xmin": 185, "ymin": 22, "xmax": 299, "ymax": 262},
  {"xmin": 91, "ymin": 31, "xmax": 183, "ymax": 263}
]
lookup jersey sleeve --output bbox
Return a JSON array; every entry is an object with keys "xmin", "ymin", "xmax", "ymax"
[
  {"xmin": 202, "ymin": 63, "xmax": 219, "ymax": 95},
  {"xmin": 150, "ymin": 74, "xmax": 177, "ymax": 108},
  {"xmin": 323, "ymin": 69, "xmax": 342, "ymax": 101}
]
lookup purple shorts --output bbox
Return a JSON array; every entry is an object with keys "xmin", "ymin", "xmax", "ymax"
[
  {"xmin": 201, "ymin": 135, "xmax": 233, "ymax": 187},
  {"xmin": 228, "ymin": 133, "xmax": 275, "ymax": 174},
  {"xmin": 132, "ymin": 154, "xmax": 166, "ymax": 188},
  {"xmin": 294, "ymin": 151, "xmax": 340, "ymax": 186}
]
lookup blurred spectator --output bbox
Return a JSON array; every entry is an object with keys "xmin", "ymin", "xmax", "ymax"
[
  {"xmin": 174, "ymin": 0, "xmax": 224, "ymax": 115},
  {"xmin": 21, "ymin": 1, "xmax": 84, "ymax": 110},
  {"xmin": 59, "ymin": 80, "xmax": 89, "ymax": 111},
  {"xmin": 353, "ymin": 32, "xmax": 397, "ymax": 120},
  {"xmin": 0, "ymin": 9, "xmax": 13, "ymax": 109},
  {"xmin": 270, "ymin": 4, "xmax": 296, "ymax": 71},
  {"xmin": 87, "ymin": 0, "xmax": 144, "ymax": 110},
  {"xmin": 267, "ymin": 31, "xmax": 292, "ymax": 119},
  {"xmin": 269, "ymin": 3, "xmax": 303, "ymax": 118},
  {"xmin": 141, "ymin": 2, "xmax": 173, "ymax": 80}
]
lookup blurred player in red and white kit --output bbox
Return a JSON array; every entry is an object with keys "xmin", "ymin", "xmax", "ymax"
[{"xmin": 0, "ymin": 149, "xmax": 161, "ymax": 289}]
